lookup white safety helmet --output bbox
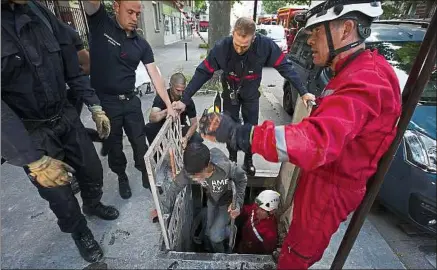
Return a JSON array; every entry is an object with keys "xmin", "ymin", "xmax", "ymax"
[
  {"xmin": 296, "ymin": 0, "xmax": 383, "ymax": 66},
  {"xmin": 255, "ymin": 190, "xmax": 280, "ymax": 212}
]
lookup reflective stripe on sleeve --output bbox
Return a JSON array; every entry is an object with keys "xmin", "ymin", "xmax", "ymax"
[{"xmin": 275, "ymin": 125, "xmax": 289, "ymax": 162}]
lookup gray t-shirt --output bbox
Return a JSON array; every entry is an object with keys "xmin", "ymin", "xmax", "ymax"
[{"xmin": 161, "ymin": 148, "xmax": 247, "ymax": 214}]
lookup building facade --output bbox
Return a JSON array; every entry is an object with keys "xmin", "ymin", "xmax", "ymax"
[{"xmin": 140, "ymin": 0, "xmax": 195, "ymax": 47}]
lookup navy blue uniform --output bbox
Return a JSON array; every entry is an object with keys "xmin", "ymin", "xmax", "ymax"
[
  {"xmin": 181, "ymin": 33, "xmax": 308, "ymax": 161},
  {"xmin": 66, "ymin": 26, "xmax": 87, "ymax": 114},
  {"xmin": 181, "ymin": 33, "xmax": 308, "ymax": 107},
  {"xmin": 87, "ymin": 5, "xmax": 154, "ymax": 175},
  {"xmin": 144, "ymin": 89, "xmax": 203, "ymax": 145},
  {"xmin": 1, "ymin": 1, "xmax": 103, "ymax": 233}
]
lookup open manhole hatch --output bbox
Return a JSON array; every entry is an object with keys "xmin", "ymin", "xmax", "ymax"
[{"xmin": 143, "ymin": 118, "xmax": 277, "ymax": 268}]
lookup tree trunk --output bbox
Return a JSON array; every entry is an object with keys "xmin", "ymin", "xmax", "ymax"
[
  {"xmin": 206, "ymin": 1, "xmax": 231, "ymax": 90},
  {"xmin": 208, "ymin": 1, "xmax": 231, "ymax": 51}
]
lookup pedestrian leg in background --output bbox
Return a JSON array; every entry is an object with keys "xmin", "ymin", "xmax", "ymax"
[
  {"xmin": 240, "ymin": 98, "xmax": 259, "ymax": 176},
  {"xmin": 122, "ymin": 96, "xmax": 150, "ymax": 191},
  {"xmin": 222, "ymin": 91, "xmax": 241, "ymax": 163},
  {"xmin": 100, "ymin": 97, "xmax": 131, "ymax": 199},
  {"xmin": 206, "ymin": 199, "xmax": 231, "ymax": 253}
]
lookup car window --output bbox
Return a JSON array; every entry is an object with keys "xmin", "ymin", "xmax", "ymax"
[
  {"xmin": 256, "ymin": 29, "xmax": 268, "ymax": 36},
  {"xmin": 289, "ymin": 29, "xmax": 313, "ymax": 69},
  {"xmin": 290, "ymin": 31, "xmax": 308, "ymax": 64},
  {"xmin": 256, "ymin": 27, "xmax": 285, "ymax": 40}
]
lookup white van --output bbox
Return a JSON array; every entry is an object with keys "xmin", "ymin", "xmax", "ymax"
[{"xmin": 256, "ymin": 25, "xmax": 288, "ymax": 53}]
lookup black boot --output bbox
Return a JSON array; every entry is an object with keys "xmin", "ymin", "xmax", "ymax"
[
  {"xmin": 142, "ymin": 170, "xmax": 151, "ymax": 190},
  {"xmin": 118, "ymin": 173, "xmax": 132, "ymax": 199},
  {"xmin": 242, "ymin": 153, "xmax": 256, "ymax": 176},
  {"xmin": 72, "ymin": 227, "xmax": 103, "ymax": 263},
  {"xmin": 228, "ymin": 150, "xmax": 237, "ymax": 163},
  {"xmin": 83, "ymin": 202, "xmax": 119, "ymax": 220}
]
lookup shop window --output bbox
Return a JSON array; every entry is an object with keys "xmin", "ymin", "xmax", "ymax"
[
  {"xmin": 171, "ymin": 17, "xmax": 175, "ymax": 34},
  {"xmin": 152, "ymin": 2, "xmax": 160, "ymax": 31}
]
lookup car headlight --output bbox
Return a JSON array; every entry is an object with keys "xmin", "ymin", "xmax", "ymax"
[{"xmin": 404, "ymin": 129, "xmax": 436, "ymax": 173}]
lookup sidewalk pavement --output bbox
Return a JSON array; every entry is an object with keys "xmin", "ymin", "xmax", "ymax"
[
  {"xmin": 152, "ymin": 33, "xmax": 208, "ymax": 82},
  {"xmin": 1, "ymin": 34, "xmax": 405, "ymax": 269}
]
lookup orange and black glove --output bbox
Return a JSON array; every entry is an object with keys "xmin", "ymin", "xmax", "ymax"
[
  {"xmin": 25, "ymin": 156, "xmax": 75, "ymax": 188},
  {"xmin": 198, "ymin": 109, "xmax": 253, "ymax": 153}
]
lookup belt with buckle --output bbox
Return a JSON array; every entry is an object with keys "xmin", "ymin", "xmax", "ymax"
[
  {"xmin": 21, "ymin": 114, "xmax": 62, "ymax": 130},
  {"xmin": 117, "ymin": 91, "xmax": 136, "ymax": 100}
]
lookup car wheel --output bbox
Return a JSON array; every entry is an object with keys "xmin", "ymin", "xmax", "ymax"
[{"xmin": 283, "ymin": 82, "xmax": 296, "ymax": 116}]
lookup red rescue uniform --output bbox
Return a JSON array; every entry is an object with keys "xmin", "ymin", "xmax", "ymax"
[
  {"xmin": 251, "ymin": 49, "xmax": 401, "ymax": 269},
  {"xmin": 236, "ymin": 203, "xmax": 278, "ymax": 254}
]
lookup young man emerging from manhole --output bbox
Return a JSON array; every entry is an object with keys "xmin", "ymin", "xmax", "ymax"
[{"xmin": 160, "ymin": 142, "xmax": 247, "ymax": 253}]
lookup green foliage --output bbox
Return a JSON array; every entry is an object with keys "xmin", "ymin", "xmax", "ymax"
[
  {"xmin": 198, "ymin": 43, "xmax": 209, "ymax": 49},
  {"xmin": 103, "ymin": 0, "xmax": 114, "ymax": 17},
  {"xmin": 262, "ymin": 0, "xmax": 289, "ymax": 14},
  {"xmin": 194, "ymin": 0, "xmax": 207, "ymax": 14},
  {"xmin": 380, "ymin": 1, "xmax": 405, "ymax": 19},
  {"xmin": 380, "ymin": 1, "xmax": 434, "ymax": 19},
  {"xmin": 262, "ymin": 0, "xmax": 310, "ymax": 14}
]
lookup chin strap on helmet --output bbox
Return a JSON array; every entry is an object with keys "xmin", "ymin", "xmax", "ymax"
[{"xmin": 323, "ymin": 21, "xmax": 365, "ymax": 67}]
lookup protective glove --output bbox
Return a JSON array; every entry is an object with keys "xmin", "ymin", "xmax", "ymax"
[
  {"xmin": 89, "ymin": 105, "xmax": 111, "ymax": 139},
  {"xmin": 198, "ymin": 110, "xmax": 253, "ymax": 153},
  {"xmin": 25, "ymin": 155, "xmax": 76, "ymax": 188}
]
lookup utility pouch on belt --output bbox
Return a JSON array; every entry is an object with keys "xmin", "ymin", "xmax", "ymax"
[{"xmin": 229, "ymin": 88, "xmax": 239, "ymax": 106}]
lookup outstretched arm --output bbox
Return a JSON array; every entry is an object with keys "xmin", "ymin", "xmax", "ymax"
[
  {"xmin": 173, "ymin": 44, "xmax": 221, "ymax": 113},
  {"xmin": 160, "ymin": 172, "xmax": 189, "ymax": 215}
]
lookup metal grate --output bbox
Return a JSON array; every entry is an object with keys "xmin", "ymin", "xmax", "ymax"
[
  {"xmin": 144, "ymin": 118, "xmax": 193, "ymax": 251},
  {"xmin": 38, "ymin": 0, "xmax": 89, "ymax": 47}
]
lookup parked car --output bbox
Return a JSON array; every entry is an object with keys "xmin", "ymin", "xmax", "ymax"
[
  {"xmin": 282, "ymin": 20, "xmax": 436, "ymax": 235},
  {"xmin": 256, "ymin": 24, "xmax": 288, "ymax": 53}
]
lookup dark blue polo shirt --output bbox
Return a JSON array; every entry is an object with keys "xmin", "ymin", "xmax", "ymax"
[{"xmin": 87, "ymin": 4, "xmax": 154, "ymax": 95}]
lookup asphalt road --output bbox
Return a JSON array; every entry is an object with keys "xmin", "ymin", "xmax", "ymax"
[{"xmin": 261, "ymin": 67, "xmax": 436, "ymax": 269}]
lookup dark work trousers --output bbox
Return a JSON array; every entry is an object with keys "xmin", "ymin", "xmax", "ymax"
[
  {"xmin": 99, "ymin": 94, "xmax": 147, "ymax": 175},
  {"xmin": 144, "ymin": 122, "xmax": 203, "ymax": 146},
  {"xmin": 221, "ymin": 90, "xmax": 260, "ymax": 156},
  {"xmin": 25, "ymin": 105, "xmax": 103, "ymax": 233}
]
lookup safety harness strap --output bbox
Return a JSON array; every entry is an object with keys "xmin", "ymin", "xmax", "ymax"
[
  {"xmin": 323, "ymin": 22, "xmax": 365, "ymax": 67},
  {"xmin": 250, "ymin": 210, "xmax": 264, "ymax": 243}
]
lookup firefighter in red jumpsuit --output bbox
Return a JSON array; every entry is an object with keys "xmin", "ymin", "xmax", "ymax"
[
  {"xmin": 237, "ymin": 190, "xmax": 280, "ymax": 255},
  {"xmin": 198, "ymin": 0, "xmax": 402, "ymax": 269}
]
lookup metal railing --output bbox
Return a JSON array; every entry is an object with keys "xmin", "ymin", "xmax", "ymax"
[{"xmin": 144, "ymin": 117, "xmax": 190, "ymax": 251}]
